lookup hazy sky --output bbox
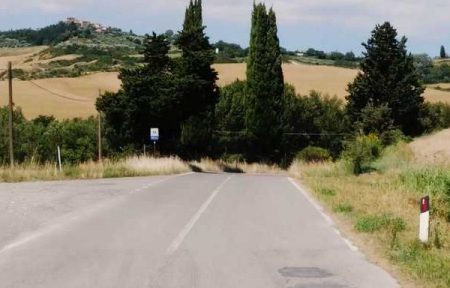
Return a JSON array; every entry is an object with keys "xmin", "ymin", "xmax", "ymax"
[{"xmin": 0, "ymin": 0, "xmax": 448, "ymax": 56}]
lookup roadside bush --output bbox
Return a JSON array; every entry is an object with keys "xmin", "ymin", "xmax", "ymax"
[
  {"xmin": 0, "ymin": 106, "xmax": 98, "ymax": 165},
  {"xmin": 400, "ymin": 168, "xmax": 450, "ymax": 221},
  {"xmin": 343, "ymin": 134, "xmax": 383, "ymax": 175},
  {"xmin": 295, "ymin": 146, "xmax": 332, "ymax": 163},
  {"xmin": 419, "ymin": 102, "xmax": 450, "ymax": 133}
]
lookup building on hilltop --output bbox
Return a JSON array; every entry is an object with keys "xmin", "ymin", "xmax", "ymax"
[{"xmin": 65, "ymin": 17, "xmax": 108, "ymax": 33}]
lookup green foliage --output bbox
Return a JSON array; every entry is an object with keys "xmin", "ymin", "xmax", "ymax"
[
  {"xmin": 318, "ymin": 187, "xmax": 336, "ymax": 197},
  {"xmin": 419, "ymin": 102, "xmax": 450, "ymax": 133},
  {"xmin": 333, "ymin": 203, "xmax": 354, "ymax": 214},
  {"xmin": 343, "ymin": 134, "xmax": 383, "ymax": 175},
  {"xmin": 0, "ymin": 107, "xmax": 98, "ymax": 165},
  {"xmin": 97, "ymin": 33, "xmax": 181, "ymax": 153},
  {"xmin": 282, "ymin": 90, "xmax": 349, "ymax": 161},
  {"xmin": 215, "ymin": 80, "xmax": 247, "ymax": 156},
  {"xmin": 175, "ymin": 0, "xmax": 219, "ymax": 157},
  {"xmin": 296, "ymin": 146, "xmax": 332, "ymax": 163},
  {"xmin": 347, "ymin": 22, "xmax": 425, "ymax": 136},
  {"xmin": 213, "ymin": 41, "xmax": 247, "ymax": 59},
  {"xmin": 0, "ymin": 21, "xmax": 80, "ymax": 46},
  {"xmin": 245, "ymin": 3, "xmax": 284, "ymax": 161},
  {"xmin": 355, "ymin": 214, "xmax": 406, "ymax": 234},
  {"xmin": 440, "ymin": 45, "xmax": 447, "ymax": 59},
  {"xmin": 400, "ymin": 168, "xmax": 450, "ymax": 221}
]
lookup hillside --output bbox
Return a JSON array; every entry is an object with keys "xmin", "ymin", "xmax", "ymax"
[
  {"xmin": 1, "ymin": 61, "xmax": 449, "ymax": 119},
  {"xmin": 216, "ymin": 62, "xmax": 450, "ymax": 103},
  {"xmin": 410, "ymin": 128, "xmax": 450, "ymax": 164}
]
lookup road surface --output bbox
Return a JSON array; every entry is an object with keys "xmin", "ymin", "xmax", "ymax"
[{"xmin": 0, "ymin": 173, "xmax": 399, "ymax": 288}]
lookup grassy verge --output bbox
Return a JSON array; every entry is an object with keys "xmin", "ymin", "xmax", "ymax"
[
  {"xmin": 0, "ymin": 157, "xmax": 284, "ymax": 182},
  {"xmin": 289, "ymin": 143, "xmax": 450, "ymax": 288},
  {"xmin": 0, "ymin": 156, "xmax": 191, "ymax": 182}
]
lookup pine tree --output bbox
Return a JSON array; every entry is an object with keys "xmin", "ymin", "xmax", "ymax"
[
  {"xmin": 440, "ymin": 45, "xmax": 447, "ymax": 59},
  {"xmin": 245, "ymin": 3, "xmax": 284, "ymax": 160},
  {"xmin": 346, "ymin": 22, "xmax": 424, "ymax": 136},
  {"xmin": 175, "ymin": 0, "xmax": 218, "ymax": 157}
]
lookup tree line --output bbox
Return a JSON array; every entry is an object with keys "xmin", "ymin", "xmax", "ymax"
[{"xmin": 2, "ymin": 0, "xmax": 450, "ymax": 167}]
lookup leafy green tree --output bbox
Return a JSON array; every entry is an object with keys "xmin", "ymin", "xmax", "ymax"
[
  {"xmin": 175, "ymin": 0, "xmax": 218, "ymax": 157},
  {"xmin": 215, "ymin": 80, "xmax": 247, "ymax": 156},
  {"xmin": 441, "ymin": 45, "xmax": 447, "ymax": 59},
  {"xmin": 245, "ymin": 3, "xmax": 284, "ymax": 161},
  {"xmin": 347, "ymin": 22, "xmax": 425, "ymax": 136}
]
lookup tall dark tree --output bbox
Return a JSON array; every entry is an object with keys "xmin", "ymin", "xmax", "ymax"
[
  {"xmin": 96, "ymin": 33, "xmax": 180, "ymax": 152},
  {"xmin": 245, "ymin": 3, "xmax": 284, "ymax": 161},
  {"xmin": 346, "ymin": 22, "xmax": 424, "ymax": 136},
  {"xmin": 440, "ymin": 45, "xmax": 447, "ymax": 59},
  {"xmin": 175, "ymin": 0, "xmax": 218, "ymax": 157}
]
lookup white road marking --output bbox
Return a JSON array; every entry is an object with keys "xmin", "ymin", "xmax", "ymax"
[
  {"xmin": 288, "ymin": 177, "xmax": 359, "ymax": 252},
  {"xmin": 0, "ymin": 173, "xmax": 193, "ymax": 256},
  {"xmin": 166, "ymin": 175, "xmax": 233, "ymax": 256}
]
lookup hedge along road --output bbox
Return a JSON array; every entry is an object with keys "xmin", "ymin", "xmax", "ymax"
[{"xmin": 0, "ymin": 173, "xmax": 398, "ymax": 288}]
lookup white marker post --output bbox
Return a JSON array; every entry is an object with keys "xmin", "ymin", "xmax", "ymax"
[
  {"xmin": 419, "ymin": 196, "xmax": 430, "ymax": 243},
  {"xmin": 57, "ymin": 146, "xmax": 62, "ymax": 172}
]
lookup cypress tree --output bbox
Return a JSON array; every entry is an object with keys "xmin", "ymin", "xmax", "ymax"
[
  {"xmin": 440, "ymin": 45, "xmax": 447, "ymax": 59},
  {"xmin": 175, "ymin": 0, "xmax": 218, "ymax": 157},
  {"xmin": 246, "ymin": 3, "xmax": 284, "ymax": 161},
  {"xmin": 346, "ymin": 22, "xmax": 424, "ymax": 136}
]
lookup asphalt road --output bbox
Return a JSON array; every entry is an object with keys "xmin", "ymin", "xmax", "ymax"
[{"xmin": 0, "ymin": 173, "xmax": 399, "ymax": 288}]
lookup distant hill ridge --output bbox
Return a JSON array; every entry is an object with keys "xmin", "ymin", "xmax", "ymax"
[{"xmin": 0, "ymin": 19, "xmax": 132, "ymax": 48}]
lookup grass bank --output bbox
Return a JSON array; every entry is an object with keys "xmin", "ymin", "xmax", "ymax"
[
  {"xmin": 289, "ymin": 143, "xmax": 450, "ymax": 288},
  {"xmin": 0, "ymin": 157, "xmax": 284, "ymax": 182}
]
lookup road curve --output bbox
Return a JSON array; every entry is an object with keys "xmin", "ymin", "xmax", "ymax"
[{"xmin": 0, "ymin": 173, "xmax": 399, "ymax": 288}]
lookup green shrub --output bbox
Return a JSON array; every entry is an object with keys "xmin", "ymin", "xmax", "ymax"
[
  {"xmin": 343, "ymin": 134, "xmax": 383, "ymax": 175},
  {"xmin": 400, "ymin": 168, "xmax": 450, "ymax": 221},
  {"xmin": 296, "ymin": 146, "xmax": 332, "ymax": 163},
  {"xmin": 333, "ymin": 203, "xmax": 353, "ymax": 214},
  {"xmin": 355, "ymin": 214, "xmax": 406, "ymax": 233},
  {"xmin": 318, "ymin": 187, "xmax": 336, "ymax": 197}
]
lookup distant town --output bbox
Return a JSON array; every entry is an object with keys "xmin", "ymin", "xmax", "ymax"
[{"xmin": 65, "ymin": 17, "xmax": 109, "ymax": 33}]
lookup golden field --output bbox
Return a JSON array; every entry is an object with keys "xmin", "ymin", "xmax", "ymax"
[{"xmin": 0, "ymin": 48, "xmax": 449, "ymax": 119}]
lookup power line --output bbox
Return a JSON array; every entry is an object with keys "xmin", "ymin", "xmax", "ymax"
[
  {"xmin": 28, "ymin": 80, "xmax": 94, "ymax": 103},
  {"xmin": 214, "ymin": 130, "xmax": 351, "ymax": 136}
]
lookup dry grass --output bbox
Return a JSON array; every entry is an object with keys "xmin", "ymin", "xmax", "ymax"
[
  {"xmin": 409, "ymin": 128, "xmax": 450, "ymax": 165},
  {"xmin": 290, "ymin": 144, "xmax": 450, "ymax": 288},
  {"xmin": 0, "ymin": 156, "xmax": 190, "ymax": 182},
  {"xmin": 189, "ymin": 158, "xmax": 283, "ymax": 174},
  {"xmin": 0, "ymin": 46, "xmax": 48, "ymax": 70}
]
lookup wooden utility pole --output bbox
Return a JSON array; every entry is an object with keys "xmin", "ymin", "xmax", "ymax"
[
  {"xmin": 8, "ymin": 62, "xmax": 14, "ymax": 167},
  {"xmin": 98, "ymin": 90, "xmax": 102, "ymax": 162}
]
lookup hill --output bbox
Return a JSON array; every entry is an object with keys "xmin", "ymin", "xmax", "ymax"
[
  {"xmin": 215, "ymin": 62, "xmax": 450, "ymax": 103},
  {"xmin": 410, "ymin": 128, "xmax": 450, "ymax": 164},
  {"xmin": 1, "ymin": 62, "xmax": 449, "ymax": 120}
]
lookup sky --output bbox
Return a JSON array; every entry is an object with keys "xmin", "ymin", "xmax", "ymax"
[{"xmin": 0, "ymin": 0, "xmax": 449, "ymax": 56}]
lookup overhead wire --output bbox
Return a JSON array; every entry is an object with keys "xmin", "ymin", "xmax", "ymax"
[{"xmin": 27, "ymin": 80, "xmax": 95, "ymax": 103}]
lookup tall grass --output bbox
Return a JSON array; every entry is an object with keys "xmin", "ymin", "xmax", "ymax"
[
  {"xmin": 0, "ymin": 156, "xmax": 190, "ymax": 182},
  {"xmin": 290, "ymin": 143, "xmax": 450, "ymax": 288}
]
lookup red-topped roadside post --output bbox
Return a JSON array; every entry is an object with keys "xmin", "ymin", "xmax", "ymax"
[{"xmin": 419, "ymin": 196, "xmax": 430, "ymax": 243}]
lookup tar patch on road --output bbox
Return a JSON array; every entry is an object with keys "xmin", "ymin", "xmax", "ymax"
[
  {"xmin": 278, "ymin": 267, "xmax": 333, "ymax": 279},
  {"xmin": 278, "ymin": 267, "xmax": 348, "ymax": 288}
]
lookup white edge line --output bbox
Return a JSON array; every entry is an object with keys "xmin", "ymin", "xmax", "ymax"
[
  {"xmin": 0, "ymin": 173, "xmax": 193, "ymax": 256},
  {"xmin": 288, "ymin": 177, "xmax": 358, "ymax": 252},
  {"xmin": 166, "ymin": 175, "xmax": 233, "ymax": 256}
]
